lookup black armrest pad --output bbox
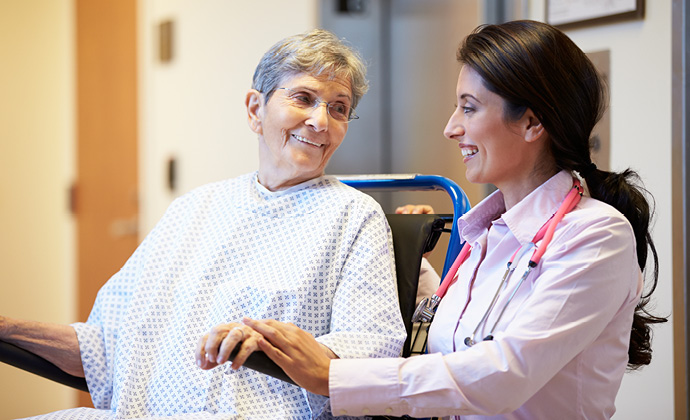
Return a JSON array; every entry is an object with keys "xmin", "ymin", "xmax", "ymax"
[
  {"xmin": 0, "ymin": 339, "xmax": 293, "ymax": 391},
  {"xmin": 0, "ymin": 340, "xmax": 89, "ymax": 392},
  {"xmin": 228, "ymin": 347, "xmax": 295, "ymax": 385}
]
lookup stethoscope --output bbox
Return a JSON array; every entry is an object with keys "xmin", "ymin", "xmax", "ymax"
[{"xmin": 412, "ymin": 179, "xmax": 583, "ymax": 347}]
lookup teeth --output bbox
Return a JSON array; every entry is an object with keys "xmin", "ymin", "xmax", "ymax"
[
  {"xmin": 293, "ymin": 134, "xmax": 322, "ymax": 147},
  {"xmin": 462, "ymin": 147, "xmax": 478, "ymax": 157}
]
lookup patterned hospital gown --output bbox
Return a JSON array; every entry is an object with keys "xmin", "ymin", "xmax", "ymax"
[{"xmin": 27, "ymin": 173, "xmax": 406, "ymax": 420}]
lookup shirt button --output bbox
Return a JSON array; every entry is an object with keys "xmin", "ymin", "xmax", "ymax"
[
  {"xmin": 362, "ymin": 408, "xmax": 370, "ymax": 415},
  {"xmin": 339, "ymin": 410, "xmax": 348, "ymax": 415},
  {"xmin": 385, "ymin": 408, "xmax": 393, "ymax": 414}
]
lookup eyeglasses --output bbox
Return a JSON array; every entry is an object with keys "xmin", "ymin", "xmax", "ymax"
[{"xmin": 275, "ymin": 87, "xmax": 358, "ymax": 123}]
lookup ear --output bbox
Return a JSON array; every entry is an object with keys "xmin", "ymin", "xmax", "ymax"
[
  {"xmin": 522, "ymin": 109, "xmax": 546, "ymax": 143},
  {"xmin": 245, "ymin": 89, "xmax": 264, "ymax": 135}
]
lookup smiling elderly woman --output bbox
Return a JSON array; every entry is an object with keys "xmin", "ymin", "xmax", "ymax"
[{"xmin": 0, "ymin": 29, "xmax": 405, "ymax": 420}]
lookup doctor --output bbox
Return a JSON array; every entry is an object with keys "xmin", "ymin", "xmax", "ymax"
[{"xmin": 239, "ymin": 20, "xmax": 666, "ymax": 419}]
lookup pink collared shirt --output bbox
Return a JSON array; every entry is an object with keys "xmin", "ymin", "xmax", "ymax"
[{"xmin": 329, "ymin": 171, "xmax": 643, "ymax": 419}]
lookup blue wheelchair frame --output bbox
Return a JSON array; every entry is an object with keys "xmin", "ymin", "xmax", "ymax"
[{"xmin": 339, "ymin": 174, "xmax": 471, "ymax": 278}]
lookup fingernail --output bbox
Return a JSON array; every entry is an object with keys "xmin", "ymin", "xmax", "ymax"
[{"xmin": 207, "ymin": 354, "xmax": 215, "ymax": 363}]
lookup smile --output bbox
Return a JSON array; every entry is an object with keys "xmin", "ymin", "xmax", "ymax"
[
  {"xmin": 292, "ymin": 134, "xmax": 323, "ymax": 147},
  {"xmin": 462, "ymin": 147, "xmax": 478, "ymax": 157}
]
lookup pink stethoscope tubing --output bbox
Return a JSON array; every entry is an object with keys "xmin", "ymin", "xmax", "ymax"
[{"xmin": 411, "ymin": 179, "xmax": 584, "ymax": 345}]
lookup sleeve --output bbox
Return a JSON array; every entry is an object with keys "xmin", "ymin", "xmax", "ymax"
[
  {"xmin": 416, "ymin": 257, "xmax": 440, "ymax": 305},
  {"xmin": 315, "ymin": 201, "xmax": 407, "ymax": 360},
  {"xmin": 70, "ymin": 231, "xmax": 152, "ymax": 408},
  {"xmin": 70, "ymin": 193, "xmax": 193, "ymax": 408},
  {"xmin": 329, "ymin": 212, "xmax": 642, "ymax": 418},
  {"xmin": 70, "ymin": 323, "xmax": 112, "ymax": 409}
]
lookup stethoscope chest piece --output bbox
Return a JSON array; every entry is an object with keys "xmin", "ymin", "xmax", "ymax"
[
  {"xmin": 464, "ymin": 334, "xmax": 494, "ymax": 347},
  {"xmin": 412, "ymin": 295, "xmax": 441, "ymax": 323}
]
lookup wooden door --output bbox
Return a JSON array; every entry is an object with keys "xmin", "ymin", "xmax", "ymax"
[{"xmin": 75, "ymin": 0, "xmax": 138, "ymax": 406}]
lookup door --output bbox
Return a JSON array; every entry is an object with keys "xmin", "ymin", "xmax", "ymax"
[{"xmin": 76, "ymin": 0, "xmax": 138, "ymax": 406}]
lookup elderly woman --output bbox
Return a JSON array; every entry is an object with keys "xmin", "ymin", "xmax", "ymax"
[{"xmin": 0, "ymin": 29, "xmax": 406, "ymax": 419}]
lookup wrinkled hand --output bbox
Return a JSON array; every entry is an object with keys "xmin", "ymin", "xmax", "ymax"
[
  {"xmin": 196, "ymin": 322, "xmax": 263, "ymax": 371},
  {"xmin": 243, "ymin": 317, "xmax": 331, "ymax": 396},
  {"xmin": 395, "ymin": 204, "xmax": 435, "ymax": 215}
]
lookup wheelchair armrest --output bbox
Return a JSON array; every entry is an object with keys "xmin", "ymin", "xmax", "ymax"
[
  {"xmin": 228, "ymin": 346, "xmax": 296, "ymax": 385},
  {"xmin": 0, "ymin": 340, "xmax": 89, "ymax": 392},
  {"xmin": 0, "ymin": 339, "xmax": 294, "ymax": 391}
]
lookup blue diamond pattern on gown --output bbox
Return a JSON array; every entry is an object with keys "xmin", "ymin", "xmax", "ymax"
[{"xmin": 22, "ymin": 173, "xmax": 405, "ymax": 420}]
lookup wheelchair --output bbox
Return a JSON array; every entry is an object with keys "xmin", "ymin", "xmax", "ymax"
[{"xmin": 0, "ymin": 174, "xmax": 470, "ymax": 419}]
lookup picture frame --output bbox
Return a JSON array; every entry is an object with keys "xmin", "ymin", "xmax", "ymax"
[{"xmin": 546, "ymin": 0, "xmax": 644, "ymax": 29}]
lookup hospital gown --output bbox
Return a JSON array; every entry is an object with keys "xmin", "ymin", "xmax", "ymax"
[{"xmin": 27, "ymin": 173, "xmax": 406, "ymax": 420}]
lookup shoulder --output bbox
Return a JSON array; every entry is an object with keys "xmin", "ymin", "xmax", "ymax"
[
  {"xmin": 311, "ymin": 176, "xmax": 385, "ymax": 213},
  {"xmin": 572, "ymin": 196, "xmax": 632, "ymax": 230},
  {"xmin": 557, "ymin": 195, "xmax": 637, "ymax": 250},
  {"xmin": 164, "ymin": 173, "xmax": 253, "ymax": 214}
]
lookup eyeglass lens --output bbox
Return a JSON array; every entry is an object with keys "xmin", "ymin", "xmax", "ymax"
[{"xmin": 276, "ymin": 87, "xmax": 358, "ymax": 122}]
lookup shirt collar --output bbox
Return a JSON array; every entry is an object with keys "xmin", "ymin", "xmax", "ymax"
[{"xmin": 458, "ymin": 170, "xmax": 575, "ymax": 246}]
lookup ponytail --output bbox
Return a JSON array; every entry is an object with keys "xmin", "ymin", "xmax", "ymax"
[{"xmin": 580, "ymin": 166, "xmax": 667, "ymax": 369}]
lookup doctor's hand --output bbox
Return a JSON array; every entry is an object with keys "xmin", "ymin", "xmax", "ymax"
[
  {"xmin": 195, "ymin": 322, "xmax": 262, "ymax": 371},
  {"xmin": 395, "ymin": 204, "xmax": 435, "ymax": 214},
  {"xmin": 243, "ymin": 317, "xmax": 332, "ymax": 396}
]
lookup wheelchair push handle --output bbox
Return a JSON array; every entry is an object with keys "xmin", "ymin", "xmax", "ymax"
[{"xmin": 338, "ymin": 174, "xmax": 470, "ymax": 278}]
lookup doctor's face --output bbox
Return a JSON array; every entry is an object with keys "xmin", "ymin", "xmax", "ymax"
[
  {"xmin": 247, "ymin": 73, "xmax": 351, "ymax": 191},
  {"xmin": 443, "ymin": 66, "xmax": 539, "ymax": 192}
]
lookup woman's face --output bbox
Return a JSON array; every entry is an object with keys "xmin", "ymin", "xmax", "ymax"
[
  {"xmin": 444, "ymin": 66, "xmax": 551, "ymax": 199},
  {"xmin": 247, "ymin": 73, "xmax": 351, "ymax": 191}
]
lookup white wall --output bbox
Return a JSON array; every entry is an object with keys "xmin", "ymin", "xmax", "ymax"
[
  {"xmin": 139, "ymin": 0, "xmax": 319, "ymax": 233},
  {"xmin": 0, "ymin": 0, "xmax": 77, "ymax": 417},
  {"xmin": 528, "ymin": 0, "xmax": 675, "ymax": 418}
]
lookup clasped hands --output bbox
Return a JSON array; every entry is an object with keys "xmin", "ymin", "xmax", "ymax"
[{"xmin": 195, "ymin": 317, "xmax": 332, "ymax": 396}]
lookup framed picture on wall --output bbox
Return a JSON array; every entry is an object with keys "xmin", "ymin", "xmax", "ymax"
[{"xmin": 546, "ymin": 0, "xmax": 644, "ymax": 29}]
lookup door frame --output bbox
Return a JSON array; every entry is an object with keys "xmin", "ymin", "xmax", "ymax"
[{"xmin": 672, "ymin": 0, "xmax": 689, "ymax": 418}]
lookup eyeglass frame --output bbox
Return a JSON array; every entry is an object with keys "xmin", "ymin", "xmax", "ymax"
[{"xmin": 273, "ymin": 87, "xmax": 359, "ymax": 122}]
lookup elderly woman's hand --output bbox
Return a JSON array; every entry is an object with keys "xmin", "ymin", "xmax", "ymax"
[
  {"xmin": 196, "ymin": 322, "xmax": 263, "ymax": 371},
  {"xmin": 395, "ymin": 204, "xmax": 435, "ymax": 214},
  {"xmin": 243, "ymin": 317, "xmax": 332, "ymax": 396}
]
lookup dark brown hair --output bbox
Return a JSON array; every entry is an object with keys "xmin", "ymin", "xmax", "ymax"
[{"xmin": 457, "ymin": 20, "xmax": 665, "ymax": 369}]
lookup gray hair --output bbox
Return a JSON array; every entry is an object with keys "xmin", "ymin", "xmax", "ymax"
[{"xmin": 252, "ymin": 29, "xmax": 369, "ymax": 110}]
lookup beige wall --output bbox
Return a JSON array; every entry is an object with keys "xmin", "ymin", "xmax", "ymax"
[{"xmin": 0, "ymin": 0, "xmax": 78, "ymax": 417}]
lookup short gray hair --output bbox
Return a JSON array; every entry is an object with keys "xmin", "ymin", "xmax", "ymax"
[{"xmin": 252, "ymin": 29, "xmax": 369, "ymax": 110}]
